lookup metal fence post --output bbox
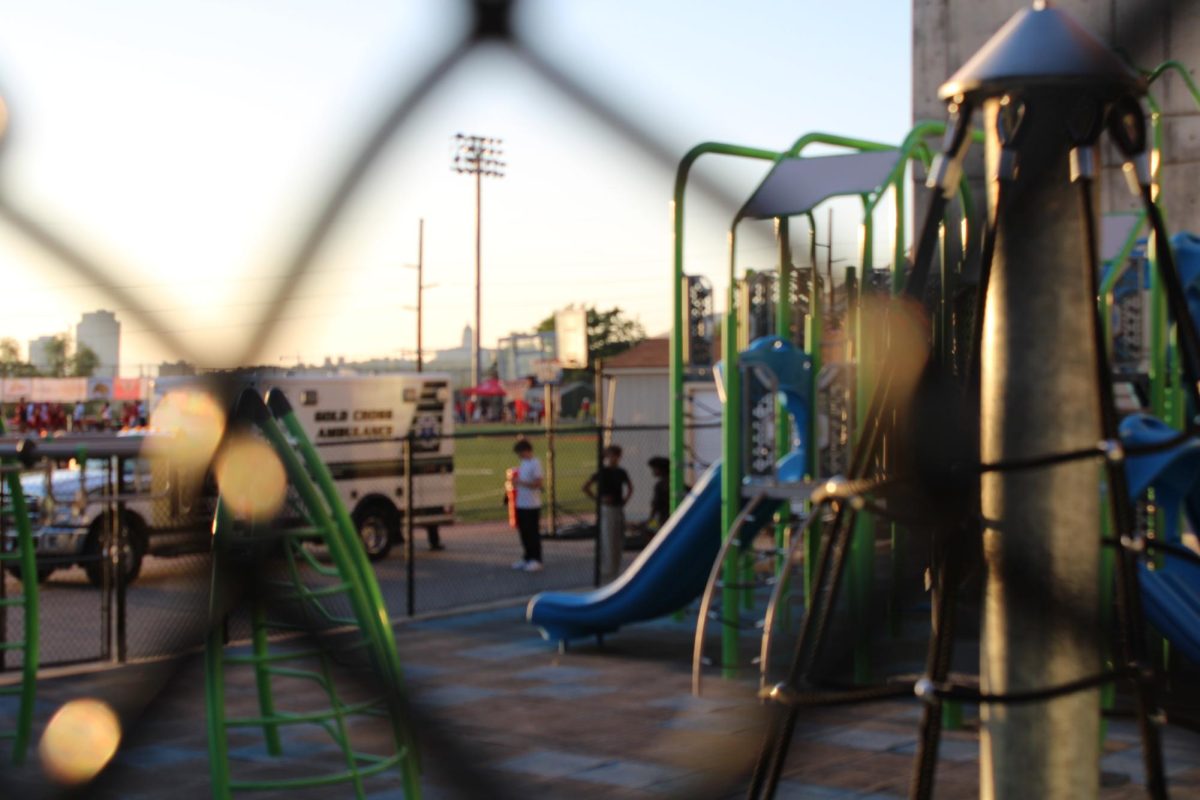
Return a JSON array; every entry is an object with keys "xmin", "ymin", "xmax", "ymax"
[
  {"xmin": 545, "ymin": 382, "xmax": 557, "ymax": 536},
  {"xmin": 0, "ymin": 475, "xmax": 7, "ymax": 672},
  {"xmin": 593, "ymin": 424, "xmax": 602, "ymax": 588},
  {"xmin": 115, "ymin": 455, "xmax": 127, "ymax": 663},
  {"xmin": 404, "ymin": 432, "xmax": 415, "ymax": 617},
  {"xmin": 101, "ymin": 456, "xmax": 113, "ymax": 662}
]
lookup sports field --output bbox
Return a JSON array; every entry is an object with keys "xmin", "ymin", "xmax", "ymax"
[{"xmin": 451, "ymin": 424, "xmax": 599, "ymax": 525}]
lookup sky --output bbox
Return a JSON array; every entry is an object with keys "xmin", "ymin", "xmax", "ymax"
[{"xmin": 0, "ymin": 0, "xmax": 913, "ymax": 374}]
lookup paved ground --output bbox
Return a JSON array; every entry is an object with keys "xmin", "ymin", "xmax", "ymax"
[
  {"xmin": 1, "ymin": 520, "xmax": 605, "ymax": 668},
  {"xmin": 2, "ymin": 602, "xmax": 1199, "ymax": 799}
]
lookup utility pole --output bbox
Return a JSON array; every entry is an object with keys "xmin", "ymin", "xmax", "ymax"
[
  {"xmin": 404, "ymin": 219, "xmax": 436, "ymax": 374},
  {"xmin": 415, "ymin": 219, "xmax": 424, "ymax": 372},
  {"xmin": 452, "ymin": 134, "xmax": 505, "ymax": 388}
]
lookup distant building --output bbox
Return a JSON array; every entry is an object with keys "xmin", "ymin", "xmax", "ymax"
[
  {"xmin": 495, "ymin": 331, "xmax": 555, "ymax": 382},
  {"xmin": 28, "ymin": 335, "xmax": 57, "ymax": 372},
  {"xmin": 76, "ymin": 310, "xmax": 120, "ymax": 378},
  {"xmin": 157, "ymin": 360, "xmax": 196, "ymax": 377},
  {"xmin": 426, "ymin": 324, "xmax": 494, "ymax": 388}
]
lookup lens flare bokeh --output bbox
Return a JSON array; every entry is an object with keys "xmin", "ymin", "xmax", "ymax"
[
  {"xmin": 39, "ymin": 698, "xmax": 122, "ymax": 785},
  {"xmin": 146, "ymin": 390, "xmax": 228, "ymax": 471},
  {"xmin": 213, "ymin": 434, "xmax": 288, "ymax": 521}
]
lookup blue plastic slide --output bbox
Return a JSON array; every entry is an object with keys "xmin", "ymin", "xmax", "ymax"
[
  {"xmin": 1121, "ymin": 414, "xmax": 1200, "ymax": 664},
  {"xmin": 527, "ymin": 462, "xmax": 725, "ymax": 642}
]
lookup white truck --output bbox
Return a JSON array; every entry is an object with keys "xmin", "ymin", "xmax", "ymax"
[{"xmin": 3, "ymin": 372, "xmax": 455, "ymax": 585}]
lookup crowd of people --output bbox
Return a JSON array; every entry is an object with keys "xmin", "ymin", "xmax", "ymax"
[
  {"xmin": 5, "ymin": 397, "xmax": 147, "ymax": 434},
  {"xmin": 455, "ymin": 395, "xmax": 547, "ymax": 424},
  {"xmin": 455, "ymin": 394, "xmax": 594, "ymax": 424}
]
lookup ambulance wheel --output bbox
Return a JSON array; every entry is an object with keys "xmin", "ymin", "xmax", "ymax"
[{"xmin": 353, "ymin": 501, "xmax": 396, "ymax": 561}]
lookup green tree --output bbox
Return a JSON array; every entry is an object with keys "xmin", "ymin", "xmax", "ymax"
[
  {"xmin": 70, "ymin": 344, "xmax": 100, "ymax": 377},
  {"xmin": 0, "ymin": 338, "xmax": 36, "ymax": 377},
  {"xmin": 42, "ymin": 334, "xmax": 69, "ymax": 377},
  {"xmin": 536, "ymin": 305, "xmax": 645, "ymax": 371}
]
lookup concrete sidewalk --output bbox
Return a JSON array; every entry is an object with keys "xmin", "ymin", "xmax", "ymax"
[{"xmin": 3, "ymin": 601, "xmax": 1200, "ymax": 799}]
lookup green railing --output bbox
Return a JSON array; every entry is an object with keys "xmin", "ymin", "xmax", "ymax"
[
  {"xmin": 205, "ymin": 389, "xmax": 420, "ymax": 799},
  {"xmin": 0, "ymin": 418, "xmax": 38, "ymax": 766}
]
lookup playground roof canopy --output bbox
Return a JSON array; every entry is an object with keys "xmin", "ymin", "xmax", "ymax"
[{"xmin": 738, "ymin": 150, "xmax": 901, "ymax": 221}]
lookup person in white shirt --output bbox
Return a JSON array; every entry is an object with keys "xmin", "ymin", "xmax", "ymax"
[{"xmin": 511, "ymin": 439, "xmax": 544, "ymax": 572}]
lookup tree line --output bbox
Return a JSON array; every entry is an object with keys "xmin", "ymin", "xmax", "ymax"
[{"xmin": 0, "ymin": 335, "xmax": 100, "ymax": 378}]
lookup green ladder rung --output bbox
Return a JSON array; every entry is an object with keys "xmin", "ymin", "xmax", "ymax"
[
  {"xmin": 259, "ymin": 613, "xmax": 360, "ymax": 631},
  {"xmin": 281, "ymin": 527, "xmax": 328, "ymax": 538},
  {"xmin": 0, "ymin": 642, "xmax": 27, "ymax": 651},
  {"xmin": 224, "ymin": 637, "xmax": 371, "ymax": 667},
  {"xmin": 273, "ymin": 581, "xmax": 353, "ymax": 602},
  {"xmin": 227, "ymin": 750, "xmax": 404, "ymax": 792},
  {"xmin": 225, "ymin": 649, "xmax": 326, "ymax": 666},
  {"xmin": 226, "ymin": 696, "xmax": 385, "ymax": 728},
  {"xmin": 0, "ymin": 598, "xmax": 27, "ymax": 608}
]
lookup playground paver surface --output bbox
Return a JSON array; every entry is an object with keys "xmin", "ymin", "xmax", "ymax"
[{"xmin": 3, "ymin": 600, "xmax": 1200, "ymax": 799}]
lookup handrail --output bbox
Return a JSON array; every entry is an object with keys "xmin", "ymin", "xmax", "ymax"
[
  {"xmin": 670, "ymin": 143, "xmax": 783, "ymax": 513},
  {"xmin": 758, "ymin": 508, "xmax": 825, "ymax": 693},
  {"xmin": 692, "ymin": 491, "xmax": 768, "ymax": 696}
]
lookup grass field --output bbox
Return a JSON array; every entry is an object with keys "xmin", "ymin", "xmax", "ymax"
[{"xmin": 451, "ymin": 426, "xmax": 599, "ymax": 525}]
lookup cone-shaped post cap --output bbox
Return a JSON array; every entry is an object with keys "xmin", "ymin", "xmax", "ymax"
[{"xmin": 938, "ymin": 2, "xmax": 1143, "ymax": 101}]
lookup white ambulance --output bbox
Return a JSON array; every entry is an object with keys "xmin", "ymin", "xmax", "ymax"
[
  {"xmin": 5, "ymin": 373, "xmax": 455, "ymax": 585},
  {"xmin": 157, "ymin": 371, "xmax": 456, "ymax": 560}
]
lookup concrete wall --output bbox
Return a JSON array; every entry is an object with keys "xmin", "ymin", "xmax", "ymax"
[{"xmin": 913, "ymin": 0, "xmax": 1200, "ymax": 229}]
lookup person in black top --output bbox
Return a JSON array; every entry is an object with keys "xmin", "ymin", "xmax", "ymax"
[
  {"xmin": 583, "ymin": 445, "xmax": 633, "ymax": 582},
  {"xmin": 646, "ymin": 456, "xmax": 670, "ymax": 530}
]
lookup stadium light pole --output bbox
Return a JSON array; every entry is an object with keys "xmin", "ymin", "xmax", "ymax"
[{"xmin": 452, "ymin": 133, "xmax": 506, "ymax": 388}]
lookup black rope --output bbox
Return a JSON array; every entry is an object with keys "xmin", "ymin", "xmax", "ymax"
[
  {"xmin": 919, "ymin": 667, "xmax": 1139, "ymax": 705},
  {"xmin": 1080, "ymin": 103, "xmax": 1169, "ymax": 798},
  {"xmin": 977, "ymin": 443, "xmax": 1109, "ymax": 473},
  {"xmin": 764, "ymin": 682, "xmax": 912, "ymax": 708},
  {"xmin": 1133, "ymin": 537, "xmax": 1200, "ymax": 567},
  {"xmin": 910, "ymin": 98, "xmax": 1022, "ymax": 800},
  {"xmin": 1143, "ymin": 190, "xmax": 1200, "ymax": 413},
  {"xmin": 746, "ymin": 101, "xmax": 976, "ymax": 800},
  {"xmin": 968, "ymin": 427, "xmax": 1200, "ymax": 474}
]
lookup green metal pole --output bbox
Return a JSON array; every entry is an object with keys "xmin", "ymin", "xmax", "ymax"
[
  {"xmin": 250, "ymin": 601, "xmax": 282, "ymax": 756},
  {"xmin": 0, "ymin": 417, "xmax": 37, "ymax": 767},
  {"xmin": 804, "ymin": 213, "xmax": 822, "ymax": 608},
  {"xmin": 806, "ymin": 211, "xmax": 822, "ymax": 482},
  {"xmin": 671, "ymin": 143, "xmax": 780, "ymax": 513},
  {"xmin": 888, "ymin": 179, "xmax": 909, "ymax": 640},
  {"xmin": 776, "ymin": 217, "xmax": 793, "ymax": 456},
  {"xmin": 1095, "ymin": 213, "xmax": 1143, "ymax": 742},
  {"xmin": 851, "ymin": 211, "xmax": 875, "ymax": 684},
  {"xmin": 205, "ymin": 619, "xmax": 233, "ymax": 798},
  {"xmin": 264, "ymin": 397, "xmax": 422, "ymax": 798},
  {"xmin": 775, "ymin": 217, "xmax": 793, "ymax": 572},
  {"xmin": 721, "ymin": 224, "xmax": 743, "ymax": 677}
]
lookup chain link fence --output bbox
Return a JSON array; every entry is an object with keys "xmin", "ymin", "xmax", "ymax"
[{"xmin": 0, "ymin": 422, "xmax": 716, "ymax": 668}]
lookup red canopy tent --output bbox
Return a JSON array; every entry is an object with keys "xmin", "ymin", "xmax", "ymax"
[{"xmin": 462, "ymin": 378, "xmax": 507, "ymax": 397}]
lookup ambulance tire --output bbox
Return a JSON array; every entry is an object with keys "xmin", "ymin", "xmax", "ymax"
[{"xmin": 353, "ymin": 500, "xmax": 397, "ymax": 561}]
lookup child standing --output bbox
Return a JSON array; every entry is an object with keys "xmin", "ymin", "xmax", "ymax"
[
  {"xmin": 510, "ymin": 439, "xmax": 544, "ymax": 572},
  {"xmin": 583, "ymin": 445, "xmax": 633, "ymax": 583}
]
